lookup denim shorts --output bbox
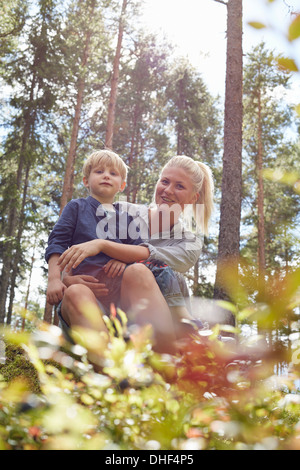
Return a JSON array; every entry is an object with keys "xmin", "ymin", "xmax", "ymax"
[{"xmin": 139, "ymin": 260, "xmax": 186, "ymax": 308}]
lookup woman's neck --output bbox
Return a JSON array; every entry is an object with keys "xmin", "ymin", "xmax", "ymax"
[{"xmin": 149, "ymin": 205, "xmax": 178, "ymax": 236}]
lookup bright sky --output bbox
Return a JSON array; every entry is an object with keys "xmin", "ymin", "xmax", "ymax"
[{"xmin": 140, "ymin": 0, "xmax": 300, "ymax": 101}]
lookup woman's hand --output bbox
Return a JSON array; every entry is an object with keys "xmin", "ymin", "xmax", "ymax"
[
  {"xmin": 58, "ymin": 240, "xmax": 103, "ymax": 272},
  {"xmin": 63, "ymin": 274, "xmax": 109, "ymax": 298},
  {"xmin": 103, "ymin": 259, "xmax": 127, "ymax": 278},
  {"xmin": 46, "ymin": 278, "xmax": 66, "ymax": 305}
]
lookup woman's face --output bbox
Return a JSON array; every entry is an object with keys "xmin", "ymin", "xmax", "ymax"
[{"xmin": 155, "ymin": 167, "xmax": 199, "ymax": 209}]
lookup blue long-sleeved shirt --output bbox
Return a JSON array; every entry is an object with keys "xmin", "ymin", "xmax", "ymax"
[{"xmin": 45, "ymin": 196, "xmax": 144, "ymax": 279}]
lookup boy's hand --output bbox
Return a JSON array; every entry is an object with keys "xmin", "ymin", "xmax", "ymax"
[
  {"xmin": 58, "ymin": 240, "xmax": 103, "ymax": 272},
  {"xmin": 103, "ymin": 259, "xmax": 127, "ymax": 278},
  {"xmin": 47, "ymin": 279, "xmax": 66, "ymax": 305},
  {"xmin": 63, "ymin": 274, "xmax": 109, "ymax": 298}
]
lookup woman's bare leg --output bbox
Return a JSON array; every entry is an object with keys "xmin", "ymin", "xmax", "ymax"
[
  {"xmin": 170, "ymin": 306, "xmax": 194, "ymax": 338},
  {"xmin": 61, "ymin": 284, "xmax": 107, "ymax": 331},
  {"xmin": 60, "ymin": 284, "xmax": 109, "ymax": 369},
  {"xmin": 120, "ymin": 264, "xmax": 177, "ymax": 354}
]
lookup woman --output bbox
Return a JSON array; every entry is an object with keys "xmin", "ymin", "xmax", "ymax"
[{"xmin": 58, "ymin": 155, "xmax": 214, "ymax": 355}]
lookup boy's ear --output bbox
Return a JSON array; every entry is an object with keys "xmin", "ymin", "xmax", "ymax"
[
  {"xmin": 120, "ymin": 181, "xmax": 126, "ymax": 192},
  {"xmin": 83, "ymin": 176, "xmax": 89, "ymax": 189}
]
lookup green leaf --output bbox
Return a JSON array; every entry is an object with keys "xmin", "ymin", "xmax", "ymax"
[
  {"xmin": 276, "ymin": 57, "xmax": 299, "ymax": 72},
  {"xmin": 215, "ymin": 300, "xmax": 238, "ymax": 315},
  {"xmin": 263, "ymin": 168, "xmax": 300, "ymax": 194},
  {"xmin": 288, "ymin": 14, "xmax": 300, "ymax": 41},
  {"xmin": 248, "ymin": 21, "xmax": 267, "ymax": 30}
]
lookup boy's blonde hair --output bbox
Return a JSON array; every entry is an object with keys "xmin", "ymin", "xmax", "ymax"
[
  {"xmin": 82, "ymin": 150, "xmax": 128, "ymax": 182},
  {"xmin": 157, "ymin": 155, "xmax": 214, "ymax": 235}
]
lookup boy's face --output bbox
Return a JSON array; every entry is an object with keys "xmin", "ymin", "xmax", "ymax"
[{"xmin": 83, "ymin": 164, "xmax": 126, "ymax": 203}]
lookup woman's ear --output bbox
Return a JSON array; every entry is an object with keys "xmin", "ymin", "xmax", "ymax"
[{"xmin": 191, "ymin": 192, "xmax": 200, "ymax": 204}]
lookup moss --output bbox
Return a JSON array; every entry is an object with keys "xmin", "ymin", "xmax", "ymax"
[{"xmin": 0, "ymin": 343, "xmax": 41, "ymax": 394}]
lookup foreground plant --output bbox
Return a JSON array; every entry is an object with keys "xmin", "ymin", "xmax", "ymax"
[{"xmin": 0, "ymin": 304, "xmax": 300, "ymax": 450}]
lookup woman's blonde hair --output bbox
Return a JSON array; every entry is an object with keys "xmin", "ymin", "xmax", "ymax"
[
  {"xmin": 157, "ymin": 155, "xmax": 214, "ymax": 235},
  {"xmin": 82, "ymin": 149, "xmax": 128, "ymax": 182}
]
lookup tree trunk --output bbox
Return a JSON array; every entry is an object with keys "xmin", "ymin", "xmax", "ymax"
[
  {"xmin": 193, "ymin": 260, "xmax": 199, "ymax": 296},
  {"xmin": 22, "ymin": 237, "xmax": 37, "ymax": 330},
  {"xmin": 0, "ymin": 75, "xmax": 36, "ymax": 323},
  {"xmin": 125, "ymin": 100, "xmax": 140, "ymax": 201},
  {"xmin": 214, "ymin": 0, "xmax": 243, "ymax": 302},
  {"xmin": 6, "ymin": 163, "xmax": 31, "ymax": 325},
  {"xmin": 59, "ymin": 0, "xmax": 95, "ymax": 214},
  {"xmin": 256, "ymin": 88, "xmax": 266, "ymax": 281},
  {"xmin": 176, "ymin": 75, "xmax": 185, "ymax": 155},
  {"xmin": 44, "ymin": 301, "xmax": 53, "ymax": 324},
  {"xmin": 105, "ymin": 0, "xmax": 128, "ymax": 149}
]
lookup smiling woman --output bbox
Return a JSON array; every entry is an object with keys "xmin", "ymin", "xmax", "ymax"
[
  {"xmin": 156, "ymin": 167, "xmax": 199, "ymax": 208},
  {"xmin": 153, "ymin": 155, "xmax": 214, "ymax": 236}
]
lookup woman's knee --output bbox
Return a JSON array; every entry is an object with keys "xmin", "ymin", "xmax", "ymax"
[
  {"xmin": 63, "ymin": 284, "xmax": 94, "ymax": 307},
  {"xmin": 123, "ymin": 263, "xmax": 155, "ymax": 288}
]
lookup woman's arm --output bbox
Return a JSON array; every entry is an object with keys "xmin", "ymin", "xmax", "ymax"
[
  {"xmin": 58, "ymin": 239, "xmax": 150, "ymax": 272},
  {"xmin": 140, "ymin": 234, "xmax": 203, "ymax": 273}
]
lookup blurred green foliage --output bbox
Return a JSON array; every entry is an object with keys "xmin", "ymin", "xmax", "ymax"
[{"xmin": 0, "ymin": 277, "xmax": 300, "ymax": 451}]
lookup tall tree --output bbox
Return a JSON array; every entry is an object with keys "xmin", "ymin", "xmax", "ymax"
[
  {"xmin": 165, "ymin": 58, "xmax": 222, "ymax": 296},
  {"xmin": 213, "ymin": 0, "xmax": 243, "ymax": 304},
  {"xmin": 105, "ymin": 0, "xmax": 128, "ymax": 149},
  {"xmin": 0, "ymin": 0, "xmax": 64, "ymax": 323},
  {"xmin": 59, "ymin": 0, "xmax": 97, "ymax": 213},
  {"xmin": 112, "ymin": 33, "xmax": 172, "ymax": 202},
  {"xmin": 0, "ymin": 0, "xmax": 27, "ymax": 58},
  {"xmin": 166, "ymin": 59, "xmax": 221, "ymax": 162},
  {"xmin": 242, "ymin": 43, "xmax": 299, "ymax": 277}
]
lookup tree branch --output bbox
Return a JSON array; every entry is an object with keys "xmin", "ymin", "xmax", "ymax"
[
  {"xmin": 213, "ymin": 0, "xmax": 228, "ymax": 5},
  {"xmin": 0, "ymin": 22, "xmax": 25, "ymax": 38}
]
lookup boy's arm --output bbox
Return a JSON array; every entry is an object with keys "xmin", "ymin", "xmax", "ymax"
[
  {"xmin": 46, "ymin": 254, "xmax": 67, "ymax": 305},
  {"xmin": 45, "ymin": 200, "xmax": 78, "ymax": 303},
  {"xmin": 58, "ymin": 239, "xmax": 150, "ymax": 273},
  {"xmin": 102, "ymin": 240, "xmax": 150, "ymax": 262}
]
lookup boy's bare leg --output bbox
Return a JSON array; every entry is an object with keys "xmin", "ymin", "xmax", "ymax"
[
  {"xmin": 61, "ymin": 284, "xmax": 109, "ymax": 370},
  {"xmin": 120, "ymin": 264, "xmax": 177, "ymax": 355}
]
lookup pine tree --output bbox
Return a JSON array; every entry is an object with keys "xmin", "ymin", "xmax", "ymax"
[
  {"xmin": 242, "ymin": 43, "xmax": 299, "ymax": 277},
  {"xmin": 166, "ymin": 59, "xmax": 222, "ymax": 163},
  {"xmin": 105, "ymin": 0, "xmax": 128, "ymax": 149},
  {"xmin": 0, "ymin": 0, "xmax": 27, "ymax": 57},
  {"xmin": 213, "ymin": 0, "xmax": 243, "ymax": 306},
  {"xmin": 0, "ymin": 0, "xmax": 65, "ymax": 323},
  {"xmin": 111, "ymin": 33, "xmax": 172, "ymax": 202}
]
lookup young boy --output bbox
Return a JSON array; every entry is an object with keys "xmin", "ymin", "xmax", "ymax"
[{"xmin": 45, "ymin": 150, "xmax": 147, "ymax": 345}]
